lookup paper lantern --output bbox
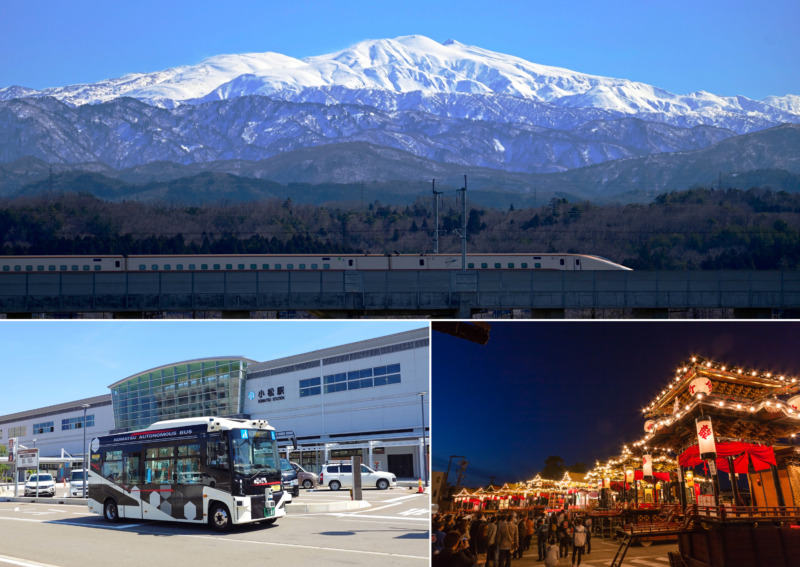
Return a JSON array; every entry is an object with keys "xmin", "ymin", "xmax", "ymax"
[
  {"xmin": 644, "ymin": 420, "xmax": 656, "ymax": 433},
  {"xmin": 788, "ymin": 395, "xmax": 800, "ymax": 411},
  {"xmin": 686, "ymin": 470, "xmax": 694, "ymax": 487},
  {"xmin": 696, "ymin": 416, "xmax": 717, "ymax": 460},
  {"xmin": 689, "ymin": 377, "xmax": 713, "ymax": 396},
  {"xmin": 625, "ymin": 468, "xmax": 634, "ymax": 484},
  {"xmin": 643, "ymin": 454, "xmax": 653, "ymax": 478}
]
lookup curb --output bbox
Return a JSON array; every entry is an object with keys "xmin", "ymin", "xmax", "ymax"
[{"xmin": 1, "ymin": 497, "xmax": 87, "ymax": 506}]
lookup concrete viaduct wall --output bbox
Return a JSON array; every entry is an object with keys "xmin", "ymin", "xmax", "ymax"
[{"xmin": 1, "ymin": 270, "xmax": 799, "ymax": 318}]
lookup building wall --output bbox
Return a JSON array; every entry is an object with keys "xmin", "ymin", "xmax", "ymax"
[
  {"xmin": 0, "ymin": 398, "xmax": 115, "ymax": 461},
  {"xmin": 243, "ymin": 340, "xmax": 429, "ymax": 440}
]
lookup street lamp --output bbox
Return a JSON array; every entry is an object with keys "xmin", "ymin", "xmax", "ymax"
[
  {"xmin": 81, "ymin": 404, "xmax": 90, "ymax": 498},
  {"xmin": 418, "ymin": 392, "xmax": 428, "ymax": 487}
]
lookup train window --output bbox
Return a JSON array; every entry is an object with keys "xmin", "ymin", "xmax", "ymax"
[
  {"xmin": 348, "ymin": 260, "xmax": 353, "ymax": 266},
  {"xmin": 323, "ymin": 264, "xmax": 330, "ymax": 270},
  {"xmin": 481, "ymin": 263, "xmax": 488, "ymax": 269},
  {"xmin": 311, "ymin": 264, "xmax": 318, "ymax": 270},
  {"xmin": 83, "ymin": 265, "xmax": 90, "ymax": 271},
  {"xmin": 187, "ymin": 264, "xmax": 194, "ymax": 270},
  {"xmin": 322, "ymin": 257, "xmax": 331, "ymax": 261},
  {"xmin": 164, "ymin": 265, "xmax": 171, "ymax": 270},
  {"xmin": 94, "ymin": 265, "xmax": 101, "ymax": 271},
  {"xmin": 535, "ymin": 263, "xmax": 541, "ymax": 268},
  {"xmin": 468, "ymin": 263, "xmax": 475, "ymax": 268},
  {"xmin": 522, "ymin": 263, "xmax": 528, "ymax": 268},
  {"xmin": 201, "ymin": 264, "xmax": 208, "ymax": 270},
  {"xmin": 214, "ymin": 264, "xmax": 221, "ymax": 270},
  {"xmin": 60, "ymin": 265, "xmax": 67, "ymax": 271},
  {"xmin": 287, "ymin": 264, "xmax": 294, "ymax": 270},
  {"xmin": 72, "ymin": 265, "xmax": 78, "ymax": 271},
  {"xmin": 560, "ymin": 259, "xmax": 565, "ymax": 265},
  {"xmin": 262, "ymin": 264, "xmax": 269, "ymax": 270},
  {"xmin": 151, "ymin": 265, "xmax": 159, "ymax": 271},
  {"xmin": 2, "ymin": 266, "xmax": 8, "ymax": 271},
  {"xmin": 26, "ymin": 265, "xmax": 33, "ymax": 271},
  {"xmin": 138, "ymin": 265, "xmax": 146, "ymax": 271},
  {"xmin": 419, "ymin": 259, "xmax": 425, "ymax": 266},
  {"xmin": 250, "ymin": 264, "xmax": 257, "ymax": 270},
  {"xmin": 275, "ymin": 264, "xmax": 282, "ymax": 270},
  {"xmin": 237, "ymin": 264, "xmax": 244, "ymax": 270},
  {"xmin": 115, "ymin": 261, "xmax": 120, "ymax": 268},
  {"xmin": 225, "ymin": 264, "xmax": 232, "ymax": 270},
  {"xmin": 508, "ymin": 263, "xmax": 515, "ymax": 268},
  {"xmin": 176, "ymin": 264, "xmax": 183, "ymax": 270},
  {"xmin": 494, "ymin": 263, "xmax": 501, "ymax": 268},
  {"xmin": 576, "ymin": 259, "xmax": 581, "ymax": 266},
  {"xmin": 299, "ymin": 264, "xmax": 306, "ymax": 270},
  {"xmin": 37, "ymin": 265, "xmax": 44, "ymax": 271},
  {"xmin": 533, "ymin": 256, "xmax": 541, "ymax": 260},
  {"xmin": 48, "ymin": 265, "xmax": 56, "ymax": 271}
]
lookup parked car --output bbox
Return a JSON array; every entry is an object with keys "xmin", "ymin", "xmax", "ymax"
[
  {"xmin": 290, "ymin": 462, "xmax": 319, "ymax": 489},
  {"xmin": 320, "ymin": 462, "xmax": 397, "ymax": 491},
  {"xmin": 280, "ymin": 458, "xmax": 300, "ymax": 498},
  {"xmin": 25, "ymin": 473, "xmax": 56, "ymax": 497},
  {"xmin": 69, "ymin": 469, "xmax": 87, "ymax": 497}
]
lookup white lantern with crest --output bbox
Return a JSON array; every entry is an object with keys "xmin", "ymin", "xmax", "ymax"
[
  {"xmin": 643, "ymin": 454, "xmax": 653, "ymax": 478},
  {"xmin": 696, "ymin": 416, "xmax": 717, "ymax": 460},
  {"xmin": 689, "ymin": 377, "xmax": 713, "ymax": 396},
  {"xmin": 787, "ymin": 395, "xmax": 800, "ymax": 412},
  {"xmin": 644, "ymin": 420, "xmax": 656, "ymax": 433}
]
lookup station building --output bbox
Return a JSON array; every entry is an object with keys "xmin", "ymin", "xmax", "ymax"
[{"xmin": 0, "ymin": 328, "xmax": 430, "ymax": 480}]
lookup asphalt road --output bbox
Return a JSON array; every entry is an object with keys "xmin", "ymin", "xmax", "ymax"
[{"xmin": 0, "ymin": 488, "xmax": 430, "ymax": 567}]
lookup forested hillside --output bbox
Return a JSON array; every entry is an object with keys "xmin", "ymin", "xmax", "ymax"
[{"xmin": 2, "ymin": 187, "xmax": 800, "ymax": 270}]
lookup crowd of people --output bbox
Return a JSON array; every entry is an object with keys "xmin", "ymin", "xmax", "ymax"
[{"xmin": 432, "ymin": 510, "xmax": 593, "ymax": 567}]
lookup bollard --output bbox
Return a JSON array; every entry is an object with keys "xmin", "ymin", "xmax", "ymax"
[
  {"xmin": 418, "ymin": 478, "xmax": 424, "ymax": 494},
  {"xmin": 350, "ymin": 488, "xmax": 353, "ymax": 501}
]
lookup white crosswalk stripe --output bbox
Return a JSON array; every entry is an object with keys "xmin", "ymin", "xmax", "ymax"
[
  {"xmin": 398, "ymin": 508, "xmax": 428, "ymax": 517},
  {"xmin": 629, "ymin": 559, "xmax": 670, "ymax": 567}
]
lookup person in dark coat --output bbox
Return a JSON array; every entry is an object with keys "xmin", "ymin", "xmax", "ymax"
[{"xmin": 433, "ymin": 531, "xmax": 477, "ymax": 567}]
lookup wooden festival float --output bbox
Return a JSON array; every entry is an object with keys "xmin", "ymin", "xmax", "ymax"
[{"xmin": 624, "ymin": 355, "xmax": 800, "ymax": 567}]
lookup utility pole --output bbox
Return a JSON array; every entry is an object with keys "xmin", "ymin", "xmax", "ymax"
[
  {"xmin": 458, "ymin": 175, "xmax": 467, "ymax": 271},
  {"xmin": 432, "ymin": 179, "xmax": 443, "ymax": 254}
]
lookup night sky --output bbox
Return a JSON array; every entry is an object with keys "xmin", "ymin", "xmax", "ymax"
[{"xmin": 431, "ymin": 321, "xmax": 800, "ymax": 487}]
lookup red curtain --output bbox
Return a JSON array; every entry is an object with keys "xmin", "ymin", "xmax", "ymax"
[{"xmin": 678, "ymin": 441, "xmax": 776, "ymax": 473}]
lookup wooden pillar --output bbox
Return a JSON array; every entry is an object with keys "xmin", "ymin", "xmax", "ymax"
[
  {"xmin": 728, "ymin": 456, "xmax": 743, "ymax": 506},
  {"xmin": 771, "ymin": 464, "xmax": 786, "ymax": 507}
]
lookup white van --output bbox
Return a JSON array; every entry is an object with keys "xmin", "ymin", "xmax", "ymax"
[
  {"xmin": 69, "ymin": 469, "xmax": 87, "ymax": 497},
  {"xmin": 319, "ymin": 463, "xmax": 397, "ymax": 491}
]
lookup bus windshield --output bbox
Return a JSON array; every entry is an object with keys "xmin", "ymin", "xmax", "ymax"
[{"xmin": 230, "ymin": 429, "xmax": 280, "ymax": 475}]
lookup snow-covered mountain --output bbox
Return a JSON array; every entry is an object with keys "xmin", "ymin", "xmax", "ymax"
[
  {"xmin": 0, "ymin": 35, "xmax": 798, "ymax": 187},
  {"xmin": 3, "ymin": 35, "xmax": 798, "ymax": 128}
]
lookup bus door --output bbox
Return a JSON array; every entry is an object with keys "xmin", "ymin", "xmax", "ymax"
[
  {"xmin": 142, "ymin": 445, "xmax": 180, "ymax": 521},
  {"xmin": 173, "ymin": 442, "xmax": 204, "ymax": 522},
  {"xmin": 122, "ymin": 448, "xmax": 143, "ymax": 519}
]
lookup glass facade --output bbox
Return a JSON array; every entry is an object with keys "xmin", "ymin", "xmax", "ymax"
[{"xmin": 111, "ymin": 358, "xmax": 249, "ymax": 432}]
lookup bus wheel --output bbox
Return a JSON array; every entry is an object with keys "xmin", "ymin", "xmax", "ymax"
[
  {"xmin": 209, "ymin": 503, "xmax": 232, "ymax": 532},
  {"xmin": 103, "ymin": 498, "xmax": 119, "ymax": 523},
  {"xmin": 329, "ymin": 480, "xmax": 341, "ymax": 491}
]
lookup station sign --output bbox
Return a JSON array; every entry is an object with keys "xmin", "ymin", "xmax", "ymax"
[{"xmin": 17, "ymin": 448, "xmax": 39, "ymax": 469}]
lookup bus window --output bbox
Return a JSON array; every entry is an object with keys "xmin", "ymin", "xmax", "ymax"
[
  {"xmin": 145, "ymin": 446, "xmax": 174, "ymax": 484},
  {"xmin": 103, "ymin": 450, "xmax": 123, "ymax": 481},
  {"xmin": 125, "ymin": 454, "xmax": 141, "ymax": 485},
  {"xmin": 207, "ymin": 439, "xmax": 229, "ymax": 470},
  {"xmin": 177, "ymin": 444, "xmax": 201, "ymax": 484}
]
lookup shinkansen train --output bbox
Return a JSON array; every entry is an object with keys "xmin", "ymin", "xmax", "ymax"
[{"xmin": 0, "ymin": 253, "xmax": 631, "ymax": 273}]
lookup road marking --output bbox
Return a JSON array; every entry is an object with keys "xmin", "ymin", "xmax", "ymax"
[
  {"xmin": 398, "ymin": 508, "xmax": 428, "ymax": 516},
  {"xmin": 328, "ymin": 513, "xmax": 429, "ymax": 522},
  {"xmin": 382, "ymin": 494, "xmax": 423, "ymax": 503},
  {"xmin": 0, "ymin": 554, "xmax": 62, "ymax": 567},
  {"xmin": 184, "ymin": 533, "xmax": 428, "ymax": 560},
  {"xmin": 630, "ymin": 559, "xmax": 670, "ymax": 567}
]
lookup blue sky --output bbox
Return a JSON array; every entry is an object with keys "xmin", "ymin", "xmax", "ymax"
[
  {"xmin": 0, "ymin": 321, "xmax": 426, "ymax": 417},
  {"xmin": 1, "ymin": 0, "xmax": 798, "ymax": 99}
]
